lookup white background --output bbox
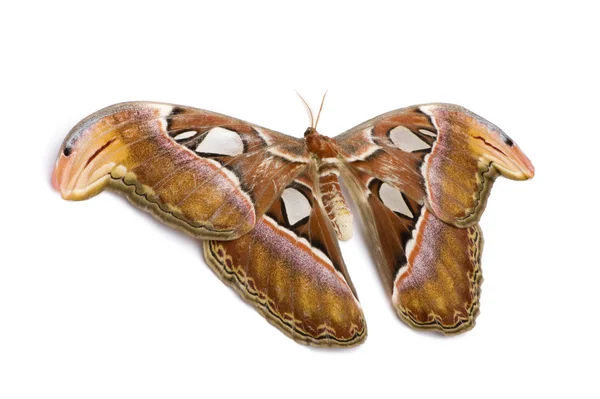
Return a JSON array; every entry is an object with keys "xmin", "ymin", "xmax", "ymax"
[{"xmin": 1, "ymin": 1, "xmax": 598, "ymax": 398}]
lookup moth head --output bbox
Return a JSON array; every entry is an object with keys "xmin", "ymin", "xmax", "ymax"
[
  {"xmin": 421, "ymin": 104, "xmax": 535, "ymax": 181},
  {"xmin": 304, "ymin": 127, "xmax": 317, "ymax": 137},
  {"xmin": 52, "ymin": 108, "xmax": 129, "ymax": 200}
]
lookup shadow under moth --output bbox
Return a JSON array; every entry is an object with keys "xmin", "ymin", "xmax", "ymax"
[{"xmin": 52, "ymin": 99, "xmax": 534, "ymax": 347}]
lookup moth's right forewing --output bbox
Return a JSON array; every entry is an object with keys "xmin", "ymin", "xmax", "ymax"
[{"xmin": 335, "ymin": 104, "xmax": 534, "ymax": 227}]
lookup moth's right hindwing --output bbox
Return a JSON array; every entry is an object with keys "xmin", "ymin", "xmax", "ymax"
[
  {"xmin": 342, "ymin": 168, "xmax": 483, "ymax": 333},
  {"xmin": 52, "ymin": 102, "xmax": 309, "ymax": 240},
  {"xmin": 336, "ymin": 104, "xmax": 533, "ymax": 333}
]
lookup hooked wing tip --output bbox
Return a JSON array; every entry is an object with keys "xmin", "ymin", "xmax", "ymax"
[
  {"xmin": 51, "ymin": 164, "xmax": 60, "ymax": 192},
  {"xmin": 51, "ymin": 150, "xmax": 69, "ymax": 196},
  {"xmin": 497, "ymin": 140, "xmax": 535, "ymax": 181},
  {"xmin": 51, "ymin": 146, "xmax": 113, "ymax": 201},
  {"xmin": 516, "ymin": 146, "xmax": 535, "ymax": 179}
]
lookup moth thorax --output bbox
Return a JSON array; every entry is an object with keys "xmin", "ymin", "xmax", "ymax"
[
  {"xmin": 305, "ymin": 129, "xmax": 339, "ymax": 158},
  {"xmin": 319, "ymin": 169, "xmax": 353, "ymax": 241}
]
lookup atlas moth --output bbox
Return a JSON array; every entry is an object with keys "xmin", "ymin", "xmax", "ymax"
[{"xmin": 52, "ymin": 95, "xmax": 534, "ymax": 347}]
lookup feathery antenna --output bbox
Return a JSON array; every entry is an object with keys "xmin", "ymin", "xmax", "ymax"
[
  {"xmin": 314, "ymin": 90, "xmax": 328, "ymax": 131},
  {"xmin": 296, "ymin": 91, "xmax": 314, "ymax": 128}
]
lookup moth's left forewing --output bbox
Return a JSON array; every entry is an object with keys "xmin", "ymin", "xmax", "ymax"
[
  {"xmin": 203, "ymin": 168, "xmax": 366, "ymax": 347},
  {"xmin": 53, "ymin": 102, "xmax": 309, "ymax": 240}
]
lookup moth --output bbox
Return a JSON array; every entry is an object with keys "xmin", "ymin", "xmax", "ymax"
[{"xmin": 52, "ymin": 98, "xmax": 534, "ymax": 347}]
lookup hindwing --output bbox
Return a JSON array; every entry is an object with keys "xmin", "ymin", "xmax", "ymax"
[
  {"xmin": 336, "ymin": 103, "xmax": 533, "ymax": 333},
  {"xmin": 204, "ymin": 167, "xmax": 366, "ymax": 347}
]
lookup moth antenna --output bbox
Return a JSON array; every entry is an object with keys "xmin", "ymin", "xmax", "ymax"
[
  {"xmin": 296, "ymin": 91, "xmax": 314, "ymax": 128},
  {"xmin": 314, "ymin": 90, "xmax": 328, "ymax": 131}
]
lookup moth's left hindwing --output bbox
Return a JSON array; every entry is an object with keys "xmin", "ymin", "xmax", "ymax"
[
  {"xmin": 52, "ymin": 102, "xmax": 309, "ymax": 240},
  {"xmin": 203, "ymin": 168, "xmax": 366, "ymax": 347}
]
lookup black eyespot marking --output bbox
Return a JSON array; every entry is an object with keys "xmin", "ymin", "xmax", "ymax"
[
  {"xmin": 63, "ymin": 147, "xmax": 72, "ymax": 157},
  {"xmin": 496, "ymin": 130, "xmax": 515, "ymax": 146},
  {"xmin": 503, "ymin": 136, "xmax": 515, "ymax": 146}
]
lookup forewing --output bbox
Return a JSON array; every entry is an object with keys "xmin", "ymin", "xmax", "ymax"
[
  {"xmin": 52, "ymin": 102, "xmax": 309, "ymax": 240},
  {"xmin": 335, "ymin": 103, "xmax": 534, "ymax": 227},
  {"xmin": 203, "ymin": 167, "xmax": 366, "ymax": 347}
]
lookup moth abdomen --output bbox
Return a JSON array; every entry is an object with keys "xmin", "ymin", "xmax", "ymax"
[{"xmin": 318, "ymin": 166, "xmax": 353, "ymax": 241}]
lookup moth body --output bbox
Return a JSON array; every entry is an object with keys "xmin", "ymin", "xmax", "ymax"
[{"xmin": 303, "ymin": 127, "xmax": 354, "ymax": 241}]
